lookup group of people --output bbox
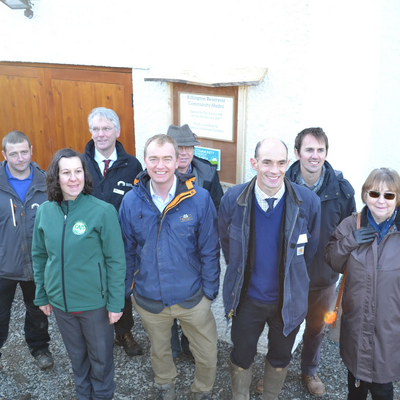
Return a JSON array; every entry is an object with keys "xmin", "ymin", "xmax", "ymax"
[{"xmin": 0, "ymin": 107, "xmax": 399, "ymax": 400}]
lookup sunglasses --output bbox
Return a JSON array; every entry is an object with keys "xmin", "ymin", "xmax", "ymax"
[{"xmin": 367, "ymin": 190, "xmax": 396, "ymax": 200}]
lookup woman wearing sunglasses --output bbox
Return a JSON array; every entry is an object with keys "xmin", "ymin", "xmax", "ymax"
[{"xmin": 325, "ymin": 167, "xmax": 400, "ymax": 400}]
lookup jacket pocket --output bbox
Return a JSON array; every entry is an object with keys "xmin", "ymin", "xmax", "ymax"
[
  {"xmin": 98, "ymin": 263, "xmax": 105, "ymax": 298},
  {"xmin": 228, "ymin": 224, "xmax": 243, "ymax": 243}
]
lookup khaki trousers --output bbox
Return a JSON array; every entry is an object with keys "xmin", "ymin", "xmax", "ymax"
[{"xmin": 132, "ymin": 296, "xmax": 217, "ymax": 393}]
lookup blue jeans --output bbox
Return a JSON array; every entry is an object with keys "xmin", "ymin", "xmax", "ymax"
[
  {"xmin": 231, "ymin": 296, "xmax": 300, "ymax": 369},
  {"xmin": 347, "ymin": 370, "xmax": 393, "ymax": 400},
  {"xmin": 0, "ymin": 278, "xmax": 50, "ymax": 357},
  {"xmin": 301, "ymin": 283, "xmax": 336, "ymax": 375}
]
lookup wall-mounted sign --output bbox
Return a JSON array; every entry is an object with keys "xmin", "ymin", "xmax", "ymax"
[
  {"xmin": 194, "ymin": 146, "xmax": 221, "ymax": 171},
  {"xmin": 179, "ymin": 92, "xmax": 234, "ymax": 142}
]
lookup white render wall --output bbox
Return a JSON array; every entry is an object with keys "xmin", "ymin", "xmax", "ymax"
[{"xmin": 1, "ymin": 0, "xmax": 400, "ymax": 352}]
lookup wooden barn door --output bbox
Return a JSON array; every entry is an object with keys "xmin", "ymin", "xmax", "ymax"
[{"xmin": 0, "ymin": 63, "xmax": 134, "ymax": 169}]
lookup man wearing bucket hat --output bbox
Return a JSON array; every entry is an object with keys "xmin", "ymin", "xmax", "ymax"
[
  {"xmin": 167, "ymin": 124, "xmax": 223, "ymax": 360},
  {"xmin": 167, "ymin": 124, "xmax": 223, "ymax": 211}
]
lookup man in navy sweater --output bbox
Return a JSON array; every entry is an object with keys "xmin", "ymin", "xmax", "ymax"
[{"xmin": 219, "ymin": 138, "xmax": 321, "ymax": 399}]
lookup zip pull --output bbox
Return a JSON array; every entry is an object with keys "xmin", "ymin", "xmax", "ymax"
[
  {"xmin": 64, "ymin": 214, "xmax": 67, "ymax": 225},
  {"xmin": 355, "ymin": 379, "xmax": 360, "ymax": 388}
]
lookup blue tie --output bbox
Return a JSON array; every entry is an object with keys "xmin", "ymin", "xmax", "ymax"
[{"xmin": 266, "ymin": 198, "xmax": 276, "ymax": 212}]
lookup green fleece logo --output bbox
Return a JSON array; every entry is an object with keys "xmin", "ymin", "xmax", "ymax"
[{"xmin": 73, "ymin": 221, "xmax": 87, "ymax": 235}]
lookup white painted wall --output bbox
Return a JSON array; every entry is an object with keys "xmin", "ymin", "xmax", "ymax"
[{"xmin": 1, "ymin": 0, "xmax": 400, "ymax": 352}]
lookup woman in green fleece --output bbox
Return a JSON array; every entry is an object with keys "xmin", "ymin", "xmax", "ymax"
[{"xmin": 32, "ymin": 148, "xmax": 126, "ymax": 400}]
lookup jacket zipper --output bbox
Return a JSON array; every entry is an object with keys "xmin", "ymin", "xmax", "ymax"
[
  {"xmin": 286, "ymin": 207, "xmax": 300, "ymax": 263},
  {"xmin": 61, "ymin": 209, "xmax": 68, "ymax": 312},
  {"xmin": 228, "ymin": 203, "xmax": 249, "ymax": 319},
  {"xmin": 98, "ymin": 263, "xmax": 105, "ymax": 298}
]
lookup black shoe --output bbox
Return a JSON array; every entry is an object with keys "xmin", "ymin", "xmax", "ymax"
[
  {"xmin": 34, "ymin": 350, "xmax": 54, "ymax": 370},
  {"xmin": 115, "ymin": 332, "xmax": 143, "ymax": 356}
]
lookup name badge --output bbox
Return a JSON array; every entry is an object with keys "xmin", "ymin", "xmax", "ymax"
[
  {"xmin": 297, "ymin": 246, "xmax": 305, "ymax": 256},
  {"xmin": 297, "ymin": 233, "xmax": 308, "ymax": 244},
  {"xmin": 113, "ymin": 188, "xmax": 125, "ymax": 196}
]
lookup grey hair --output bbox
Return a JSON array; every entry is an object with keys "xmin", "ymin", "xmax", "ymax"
[{"xmin": 88, "ymin": 107, "xmax": 120, "ymax": 131}]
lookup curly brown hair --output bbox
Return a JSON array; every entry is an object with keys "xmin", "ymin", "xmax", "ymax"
[{"xmin": 46, "ymin": 148, "xmax": 92, "ymax": 202}]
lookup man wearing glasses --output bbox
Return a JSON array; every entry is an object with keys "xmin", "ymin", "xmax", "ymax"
[
  {"xmin": 83, "ymin": 107, "xmax": 143, "ymax": 357},
  {"xmin": 283, "ymin": 127, "xmax": 356, "ymax": 397}
]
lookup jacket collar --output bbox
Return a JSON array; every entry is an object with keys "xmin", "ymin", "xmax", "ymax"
[
  {"xmin": 360, "ymin": 205, "xmax": 400, "ymax": 231},
  {"xmin": 237, "ymin": 176, "xmax": 302, "ymax": 207},
  {"xmin": 0, "ymin": 161, "xmax": 46, "ymax": 192},
  {"xmin": 135, "ymin": 170, "xmax": 196, "ymax": 208},
  {"xmin": 287, "ymin": 160, "xmax": 341, "ymax": 199}
]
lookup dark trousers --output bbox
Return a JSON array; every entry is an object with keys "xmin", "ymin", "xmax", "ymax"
[
  {"xmin": 113, "ymin": 298, "xmax": 134, "ymax": 336},
  {"xmin": 231, "ymin": 296, "xmax": 300, "ymax": 370},
  {"xmin": 348, "ymin": 370, "xmax": 393, "ymax": 400},
  {"xmin": 0, "ymin": 278, "xmax": 50, "ymax": 357},
  {"xmin": 171, "ymin": 319, "xmax": 191, "ymax": 357},
  {"xmin": 53, "ymin": 307, "xmax": 115, "ymax": 400},
  {"xmin": 301, "ymin": 283, "xmax": 336, "ymax": 375}
]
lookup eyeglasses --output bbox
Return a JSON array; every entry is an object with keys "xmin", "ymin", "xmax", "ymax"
[
  {"xmin": 91, "ymin": 127, "xmax": 113, "ymax": 133},
  {"xmin": 367, "ymin": 190, "xmax": 396, "ymax": 200}
]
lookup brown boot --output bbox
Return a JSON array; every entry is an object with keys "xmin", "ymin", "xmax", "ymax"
[
  {"xmin": 256, "ymin": 377, "xmax": 264, "ymax": 394},
  {"xmin": 302, "ymin": 374, "xmax": 326, "ymax": 397},
  {"xmin": 228, "ymin": 358, "xmax": 252, "ymax": 400},
  {"xmin": 115, "ymin": 331, "xmax": 143, "ymax": 356},
  {"xmin": 262, "ymin": 360, "xmax": 289, "ymax": 400}
]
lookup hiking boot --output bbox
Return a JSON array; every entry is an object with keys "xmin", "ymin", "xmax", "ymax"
[
  {"xmin": 155, "ymin": 383, "xmax": 176, "ymax": 400},
  {"xmin": 115, "ymin": 332, "xmax": 143, "ymax": 357},
  {"xmin": 34, "ymin": 350, "xmax": 54, "ymax": 370},
  {"xmin": 256, "ymin": 377, "xmax": 264, "ymax": 394},
  {"xmin": 302, "ymin": 374, "xmax": 326, "ymax": 397}
]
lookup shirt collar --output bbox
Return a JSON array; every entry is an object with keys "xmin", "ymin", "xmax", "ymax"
[
  {"xmin": 150, "ymin": 175, "xmax": 177, "ymax": 200},
  {"xmin": 94, "ymin": 147, "xmax": 117, "ymax": 164},
  {"xmin": 5, "ymin": 163, "xmax": 33, "ymax": 181},
  {"xmin": 295, "ymin": 164, "xmax": 326, "ymax": 193},
  {"xmin": 254, "ymin": 180, "xmax": 285, "ymax": 202}
]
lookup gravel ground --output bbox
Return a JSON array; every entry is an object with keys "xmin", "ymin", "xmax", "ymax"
[{"xmin": 1, "ymin": 286, "xmax": 399, "ymax": 399}]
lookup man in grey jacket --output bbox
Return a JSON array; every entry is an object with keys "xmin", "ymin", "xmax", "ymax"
[{"xmin": 0, "ymin": 130, "xmax": 53, "ymax": 370}]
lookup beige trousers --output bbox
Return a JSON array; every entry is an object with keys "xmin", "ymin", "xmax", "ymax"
[{"xmin": 132, "ymin": 296, "xmax": 217, "ymax": 393}]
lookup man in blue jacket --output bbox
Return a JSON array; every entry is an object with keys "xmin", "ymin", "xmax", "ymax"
[
  {"xmin": 219, "ymin": 138, "xmax": 321, "ymax": 399},
  {"xmin": 119, "ymin": 134, "xmax": 220, "ymax": 400},
  {"xmin": 0, "ymin": 130, "xmax": 53, "ymax": 370}
]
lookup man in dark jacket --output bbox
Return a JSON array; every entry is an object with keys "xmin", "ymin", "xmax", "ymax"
[
  {"xmin": 83, "ymin": 107, "xmax": 143, "ymax": 357},
  {"xmin": 286, "ymin": 128, "xmax": 355, "ymax": 396},
  {"xmin": 219, "ymin": 138, "xmax": 321, "ymax": 399},
  {"xmin": 167, "ymin": 124, "xmax": 223, "ymax": 210},
  {"xmin": 0, "ymin": 130, "xmax": 53, "ymax": 370},
  {"xmin": 167, "ymin": 123, "xmax": 224, "ymax": 359},
  {"xmin": 119, "ymin": 134, "xmax": 220, "ymax": 400}
]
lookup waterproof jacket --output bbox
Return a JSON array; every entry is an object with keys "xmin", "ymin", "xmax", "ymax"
[
  {"xmin": 0, "ymin": 161, "xmax": 47, "ymax": 281},
  {"xmin": 325, "ymin": 207, "xmax": 400, "ymax": 384},
  {"xmin": 286, "ymin": 160, "xmax": 356, "ymax": 290},
  {"xmin": 219, "ymin": 177, "xmax": 321, "ymax": 336},
  {"xmin": 32, "ymin": 193, "xmax": 126, "ymax": 314},
  {"xmin": 119, "ymin": 170, "xmax": 220, "ymax": 306},
  {"xmin": 191, "ymin": 155, "xmax": 224, "ymax": 211},
  {"xmin": 83, "ymin": 140, "xmax": 143, "ymax": 211}
]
